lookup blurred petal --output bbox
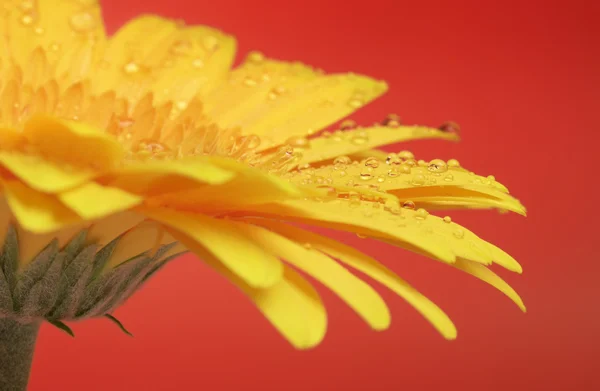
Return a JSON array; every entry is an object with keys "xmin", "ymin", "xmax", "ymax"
[
  {"xmin": 206, "ymin": 54, "xmax": 388, "ymax": 149},
  {"xmin": 140, "ymin": 207, "xmax": 283, "ymax": 288},
  {"xmin": 184, "ymin": 238, "xmax": 327, "ymax": 349},
  {"xmin": 236, "ymin": 223, "xmax": 391, "ymax": 331},
  {"xmin": 59, "ymin": 182, "xmax": 142, "ymax": 220},
  {"xmin": 246, "ymin": 218, "xmax": 457, "ymax": 339}
]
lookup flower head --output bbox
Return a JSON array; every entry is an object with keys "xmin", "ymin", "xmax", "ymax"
[{"xmin": 0, "ymin": 0, "xmax": 525, "ymax": 348}]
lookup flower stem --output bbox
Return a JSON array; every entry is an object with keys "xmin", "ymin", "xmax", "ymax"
[{"xmin": 0, "ymin": 318, "xmax": 41, "ymax": 391}]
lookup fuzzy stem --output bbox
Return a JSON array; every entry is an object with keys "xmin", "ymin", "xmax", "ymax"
[{"xmin": 0, "ymin": 318, "xmax": 41, "ymax": 391}]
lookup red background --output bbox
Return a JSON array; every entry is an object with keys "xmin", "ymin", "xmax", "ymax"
[{"xmin": 29, "ymin": 0, "xmax": 599, "ymax": 390}]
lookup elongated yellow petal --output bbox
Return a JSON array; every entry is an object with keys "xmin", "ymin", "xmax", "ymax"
[
  {"xmin": 184, "ymin": 238, "xmax": 327, "ymax": 349},
  {"xmin": 23, "ymin": 115, "xmax": 124, "ymax": 170},
  {"xmin": 239, "ymin": 199, "xmax": 522, "ymax": 273},
  {"xmin": 0, "ymin": 151, "xmax": 94, "ymax": 193},
  {"xmin": 59, "ymin": 182, "xmax": 142, "ymax": 220},
  {"xmin": 1, "ymin": 179, "xmax": 81, "ymax": 233},
  {"xmin": 235, "ymin": 223, "xmax": 391, "ymax": 331},
  {"xmin": 206, "ymin": 53, "xmax": 388, "ymax": 149},
  {"xmin": 105, "ymin": 157, "xmax": 235, "ymax": 196},
  {"xmin": 94, "ymin": 15, "xmax": 236, "ymax": 103},
  {"xmin": 140, "ymin": 207, "xmax": 283, "ymax": 288},
  {"xmin": 453, "ymin": 259, "xmax": 526, "ymax": 312},
  {"xmin": 295, "ymin": 126, "xmax": 458, "ymax": 166},
  {"xmin": 1, "ymin": 0, "xmax": 106, "ymax": 84},
  {"xmin": 288, "ymin": 156, "xmax": 526, "ymax": 215},
  {"xmin": 245, "ymin": 218, "xmax": 457, "ymax": 339}
]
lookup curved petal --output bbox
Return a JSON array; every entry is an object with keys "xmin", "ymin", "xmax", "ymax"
[
  {"xmin": 58, "ymin": 182, "xmax": 142, "ymax": 220},
  {"xmin": 93, "ymin": 15, "xmax": 236, "ymax": 103},
  {"xmin": 294, "ymin": 125, "xmax": 458, "ymax": 166},
  {"xmin": 140, "ymin": 207, "xmax": 283, "ymax": 288},
  {"xmin": 243, "ymin": 219, "xmax": 456, "ymax": 338},
  {"xmin": 235, "ymin": 223, "xmax": 391, "ymax": 331},
  {"xmin": 234, "ymin": 199, "xmax": 523, "ymax": 273},
  {"xmin": 1, "ymin": 179, "xmax": 81, "ymax": 233},
  {"xmin": 1, "ymin": 0, "xmax": 106, "ymax": 84},
  {"xmin": 184, "ymin": 238, "xmax": 327, "ymax": 349},
  {"xmin": 206, "ymin": 53, "xmax": 388, "ymax": 150},
  {"xmin": 287, "ymin": 156, "xmax": 526, "ymax": 215}
]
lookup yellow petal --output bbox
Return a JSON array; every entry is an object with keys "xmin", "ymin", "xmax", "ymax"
[
  {"xmin": 94, "ymin": 15, "xmax": 236, "ymax": 103},
  {"xmin": 1, "ymin": 0, "xmax": 106, "ymax": 84},
  {"xmin": 106, "ymin": 220, "xmax": 161, "ymax": 269},
  {"xmin": 185, "ymin": 239, "xmax": 326, "ymax": 349},
  {"xmin": 0, "ymin": 151, "xmax": 94, "ymax": 193},
  {"xmin": 296, "ymin": 126, "xmax": 458, "ymax": 166},
  {"xmin": 86, "ymin": 211, "xmax": 145, "ymax": 247},
  {"xmin": 206, "ymin": 53, "xmax": 388, "ymax": 149},
  {"xmin": 59, "ymin": 182, "xmax": 142, "ymax": 220},
  {"xmin": 240, "ymin": 199, "xmax": 522, "ymax": 272},
  {"xmin": 23, "ymin": 115, "xmax": 124, "ymax": 170},
  {"xmin": 105, "ymin": 157, "xmax": 234, "ymax": 196},
  {"xmin": 235, "ymin": 223, "xmax": 391, "ymax": 331},
  {"xmin": 246, "ymin": 218, "xmax": 457, "ymax": 339},
  {"xmin": 140, "ymin": 207, "xmax": 283, "ymax": 288},
  {"xmin": 453, "ymin": 259, "xmax": 526, "ymax": 312},
  {"xmin": 145, "ymin": 156, "xmax": 312, "ymax": 212},
  {"xmin": 1, "ymin": 179, "xmax": 81, "ymax": 234},
  {"xmin": 288, "ymin": 157, "xmax": 526, "ymax": 215}
]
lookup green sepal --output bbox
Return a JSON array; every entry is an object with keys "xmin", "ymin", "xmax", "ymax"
[
  {"xmin": 104, "ymin": 314, "xmax": 134, "ymax": 337},
  {"xmin": 46, "ymin": 318, "xmax": 75, "ymax": 337}
]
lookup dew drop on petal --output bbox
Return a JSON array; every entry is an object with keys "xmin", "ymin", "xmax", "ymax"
[
  {"xmin": 69, "ymin": 12, "xmax": 96, "ymax": 33},
  {"xmin": 123, "ymin": 62, "xmax": 140, "ymax": 74},
  {"xmin": 447, "ymin": 159, "xmax": 461, "ymax": 168},
  {"xmin": 356, "ymin": 233, "xmax": 368, "ymax": 239},
  {"xmin": 248, "ymin": 51, "xmax": 265, "ymax": 64},
  {"xmin": 364, "ymin": 157, "xmax": 379, "ymax": 168},
  {"xmin": 286, "ymin": 136, "xmax": 310, "ymax": 148},
  {"xmin": 415, "ymin": 208, "xmax": 429, "ymax": 220},
  {"xmin": 398, "ymin": 150, "xmax": 414, "ymax": 160},
  {"xmin": 402, "ymin": 200, "xmax": 415, "ymax": 209},
  {"xmin": 334, "ymin": 155, "xmax": 352, "ymax": 165},
  {"xmin": 444, "ymin": 173, "xmax": 454, "ymax": 182},
  {"xmin": 411, "ymin": 173, "xmax": 427, "ymax": 186},
  {"xmin": 428, "ymin": 159, "xmax": 448, "ymax": 173},
  {"xmin": 439, "ymin": 121, "xmax": 461, "ymax": 134},
  {"xmin": 21, "ymin": 14, "xmax": 34, "ymax": 26},
  {"xmin": 443, "ymin": 216, "xmax": 452, "ymax": 223},
  {"xmin": 340, "ymin": 119, "xmax": 357, "ymax": 130},
  {"xmin": 350, "ymin": 131, "xmax": 369, "ymax": 145}
]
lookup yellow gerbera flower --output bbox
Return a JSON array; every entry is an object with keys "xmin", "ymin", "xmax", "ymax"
[{"xmin": 0, "ymin": 1, "xmax": 526, "ymax": 390}]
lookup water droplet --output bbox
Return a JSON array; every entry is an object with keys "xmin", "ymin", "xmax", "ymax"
[
  {"xmin": 34, "ymin": 26, "xmax": 44, "ymax": 35},
  {"xmin": 402, "ymin": 200, "xmax": 415, "ymax": 209},
  {"xmin": 303, "ymin": 243, "xmax": 312, "ymax": 250},
  {"xmin": 348, "ymin": 98, "xmax": 363, "ymax": 108},
  {"xmin": 118, "ymin": 117, "xmax": 135, "ymax": 128},
  {"xmin": 447, "ymin": 159, "xmax": 461, "ymax": 167},
  {"xmin": 49, "ymin": 42, "xmax": 61, "ymax": 52},
  {"xmin": 364, "ymin": 157, "xmax": 379, "ymax": 168},
  {"xmin": 322, "ymin": 131, "xmax": 332, "ymax": 139},
  {"xmin": 267, "ymin": 86, "xmax": 286, "ymax": 100},
  {"xmin": 21, "ymin": 14, "xmax": 34, "ymax": 26},
  {"xmin": 340, "ymin": 120, "xmax": 357, "ymax": 130},
  {"xmin": 443, "ymin": 216, "xmax": 452, "ymax": 223},
  {"xmin": 453, "ymin": 229, "xmax": 465, "ymax": 239},
  {"xmin": 428, "ymin": 159, "xmax": 448, "ymax": 173},
  {"xmin": 243, "ymin": 76, "xmax": 258, "ymax": 87},
  {"xmin": 69, "ymin": 12, "xmax": 96, "ymax": 33},
  {"xmin": 334, "ymin": 156, "xmax": 352, "ymax": 165},
  {"xmin": 411, "ymin": 174, "xmax": 427, "ymax": 186},
  {"xmin": 123, "ymin": 62, "xmax": 140, "ymax": 74},
  {"xmin": 203, "ymin": 35, "xmax": 219, "ymax": 51},
  {"xmin": 382, "ymin": 113, "xmax": 401, "ymax": 127},
  {"xmin": 487, "ymin": 175, "xmax": 496, "ymax": 181},
  {"xmin": 356, "ymin": 233, "xmax": 368, "ymax": 239},
  {"xmin": 248, "ymin": 51, "xmax": 265, "ymax": 63},
  {"xmin": 137, "ymin": 139, "xmax": 170, "ymax": 154},
  {"xmin": 286, "ymin": 136, "xmax": 310, "ymax": 148},
  {"xmin": 439, "ymin": 121, "xmax": 461, "ymax": 134},
  {"xmin": 350, "ymin": 131, "xmax": 369, "ymax": 145},
  {"xmin": 192, "ymin": 58, "xmax": 204, "ymax": 68},
  {"xmin": 444, "ymin": 174, "xmax": 454, "ymax": 182},
  {"xmin": 398, "ymin": 150, "xmax": 414, "ymax": 160},
  {"xmin": 398, "ymin": 163, "xmax": 411, "ymax": 174},
  {"xmin": 377, "ymin": 175, "xmax": 386, "ymax": 183},
  {"xmin": 387, "ymin": 168, "xmax": 400, "ymax": 177},
  {"xmin": 176, "ymin": 101, "xmax": 188, "ymax": 111},
  {"xmin": 386, "ymin": 154, "xmax": 402, "ymax": 166},
  {"xmin": 360, "ymin": 168, "xmax": 373, "ymax": 181},
  {"xmin": 415, "ymin": 208, "xmax": 429, "ymax": 220},
  {"xmin": 417, "ymin": 159, "xmax": 427, "ymax": 167}
]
